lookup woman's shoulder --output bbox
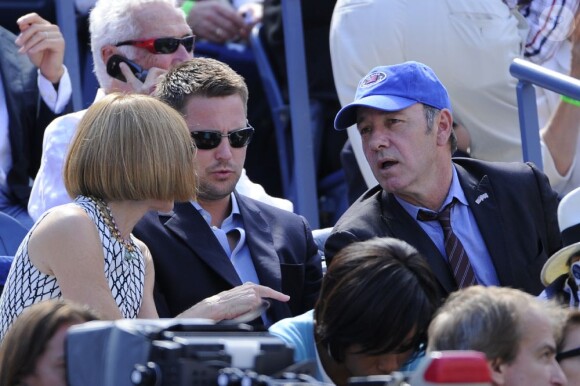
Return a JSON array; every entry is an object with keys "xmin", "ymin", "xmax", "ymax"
[{"xmin": 31, "ymin": 203, "xmax": 96, "ymax": 242}]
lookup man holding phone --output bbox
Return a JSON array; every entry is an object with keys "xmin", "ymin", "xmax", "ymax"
[
  {"xmin": 29, "ymin": 0, "xmax": 291, "ymax": 220},
  {"xmin": 28, "ymin": 0, "xmax": 191, "ymax": 220}
]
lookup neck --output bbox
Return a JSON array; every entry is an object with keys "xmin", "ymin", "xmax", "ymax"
[
  {"xmin": 197, "ymin": 195, "xmax": 232, "ymax": 228},
  {"xmin": 395, "ymin": 162, "xmax": 453, "ymax": 211},
  {"xmin": 106, "ymin": 200, "xmax": 150, "ymax": 239}
]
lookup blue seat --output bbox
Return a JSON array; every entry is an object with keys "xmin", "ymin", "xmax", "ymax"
[
  {"xmin": 0, "ymin": 256, "xmax": 14, "ymax": 288},
  {"xmin": 0, "ymin": 212, "xmax": 27, "ymax": 256},
  {"xmin": 0, "ymin": 212, "xmax": 26, "ymax": 293}
]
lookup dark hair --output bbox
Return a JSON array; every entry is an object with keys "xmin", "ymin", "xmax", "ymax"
[
  {"xmin": 154, "ymin": 57, "xmax": 249, "ymax": 114},
  {"xmin": 314, "ymin": 237, "xmax": 441, "ymax": 362},
  {"xmin": 0, "ymin": 300, "xmax": 100, "ymax": 385}
]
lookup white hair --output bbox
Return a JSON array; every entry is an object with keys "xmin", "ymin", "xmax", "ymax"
[{"xmin": 89, "ymin": 0, "xmax": 183, "ymax": 90}]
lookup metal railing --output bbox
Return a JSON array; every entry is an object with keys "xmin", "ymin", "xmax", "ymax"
[
  {"xmin": 279, "ymin": 0, "xmax": 320, "ymax": 228},
  {"xmin": 509, "ymin": 58, "xmax": 580, "ymax": 170}
]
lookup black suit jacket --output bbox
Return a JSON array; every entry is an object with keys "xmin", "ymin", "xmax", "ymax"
[
  {"xmin": 0, "ymin": 26, "xmax": 71, "ymax": 207},
  {"xmin": 133, "ymin": 192, "xmax": 323, "ymax": 324},
  {"xmin": 325, "ymin": 158, "xmax": 561, "ymax": 296}
]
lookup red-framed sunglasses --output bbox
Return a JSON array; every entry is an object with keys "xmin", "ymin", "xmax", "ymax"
[{"xmin": 115, "ymin": 35, "xmax": 195, "ymax": 54}]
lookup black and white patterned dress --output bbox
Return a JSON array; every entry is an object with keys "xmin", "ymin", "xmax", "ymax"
[{"xmin": 0, "ymin": 195, "xmax": 145, "ymax": 340}]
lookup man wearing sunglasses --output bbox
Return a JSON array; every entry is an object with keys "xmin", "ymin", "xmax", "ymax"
[
  {"xmin": 27, "ymin": 0, "xmax": 191, "ymax": 221},
  {"xmin": 29, "ymin": 0, "xmax": 289, "ymax": 221},
  {"xmin": 133, "ymin": 57, "xmax": 323, "ymax": 325}
]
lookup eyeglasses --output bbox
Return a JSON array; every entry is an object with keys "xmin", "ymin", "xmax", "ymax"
[
  {"xmin": 556, "ymin": 347, "xmax": 580, "ymax": 362},
  {"xmin": 190, "ymin": 127, "xmax": 254, "ymax": 150},
  {"xmin": 115, "ymin": 35, "xmax": 195, "ymax": 54}
]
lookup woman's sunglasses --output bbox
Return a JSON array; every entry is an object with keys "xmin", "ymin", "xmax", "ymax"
[
  {"xmin": 116, "ymin": 35, "xmax": 195, "ymax": 54},
  {"xmin": 190, "ymin": 127, "xmax": 255, "ymax": 150}
]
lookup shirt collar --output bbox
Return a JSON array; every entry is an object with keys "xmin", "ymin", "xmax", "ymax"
[
  {"xmin": 191, "ymin": 193, "xmax": 241, "ymax": 227},
  {"xmin": 396, "ymin": 165, "xmax": 468, "ymax": 216}
]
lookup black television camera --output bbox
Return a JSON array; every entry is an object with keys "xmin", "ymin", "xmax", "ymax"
[{"xmin": 66, "ymin": 318, "xmax": 317, "ymax": 386}]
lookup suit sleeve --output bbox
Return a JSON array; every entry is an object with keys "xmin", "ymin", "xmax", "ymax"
[
  {"xmin": 528, "ymin": 162, "xmax": 562, "ymax": 256},
  {"xmin": 300, "ymin": 216, "xmax": 324, "ymax": 311},
  {"xmin": 324, "ymin": 230, "xmax": 360, "ymax": 267}
]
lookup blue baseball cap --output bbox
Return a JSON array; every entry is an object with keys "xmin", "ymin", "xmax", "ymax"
[{"xmin": 334, "ymin": 61, "xmax": 452, "ymax": 131}]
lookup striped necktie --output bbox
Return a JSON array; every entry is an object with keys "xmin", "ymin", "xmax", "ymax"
[{"xmin": 418, "ymin": 200, "xmax": 477, "ymax": 288}]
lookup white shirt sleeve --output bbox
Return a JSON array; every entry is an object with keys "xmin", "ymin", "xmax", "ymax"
[
  {"xmin": 28, "ymin": 111, "xmax": 82, "ymax": 220},
  {"xmin": 235, "ymin": 169, "xmax": 294, "ymax": 212},
  {"xmin": 37, "ymin": 66, "xmax": 72, "ymax": 114}
]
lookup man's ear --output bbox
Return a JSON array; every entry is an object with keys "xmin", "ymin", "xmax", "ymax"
[
  {"xmin": 101, "ymin": 45, "xmax": 117, "ymax": 67},
  {"xmin": 435, "ymin": 108, "xmax": 453, "ymax": 147},
  {"xmin": 489, "ymin": 358, "xmax": 507, "ymax": 385}
]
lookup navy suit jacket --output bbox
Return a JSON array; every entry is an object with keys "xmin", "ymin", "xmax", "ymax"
[
  {"xmin": 325, "ymin": 158, "xmax": 561, "ymax": 296},
  {"xmin": 133, "ymin": 192, "xmax": 323, "ymax": 324},
  {"xmin": 0, "ymin": 26, "xmax": 71, "ymax": 206}
]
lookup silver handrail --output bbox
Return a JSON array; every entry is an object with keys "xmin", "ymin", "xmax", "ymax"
[{"xmin": 509, "ymin": 58, "xmax": 580, "ymax": 170}]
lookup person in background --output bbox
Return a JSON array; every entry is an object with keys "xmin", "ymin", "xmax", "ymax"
[
  {"xmin": 330, "ymin": 0, "xmax": 579, "ymax": 196},
  {"xmin": 540, "ymin": 8, "xmax": 580, "ymax": 197},
  {"xmin": 325, "ymin": 61, "xmax": 561, "ymax": 298},
  {"xmin": 134, "ymin": 58, "xmax": 321, "ymax": 324},
  {"xmin": 27, "ymin": 0, "xmax": 191, "ymax": 222},
  {"xmin": 428, "ymin": 285, "xmax": 567, "ymax": 386},
  {"xmin": 0, "ymin": 93, "xmax": 289, "ymax": 341},
  {"xmin": 269, "ymin": 237, "xmax": 441, "ymax": 385},
  {"xmin": 0, "ymin": 13, "xmax": 72, "ymax": 229},
  {"xmin": 540, "ymin": 186, "xmax": 580, "ymax": 307},
  {"xmin": 28, "ymin": 0, "xmax": 290, "ymax": 222},
  {"xmin": 0, "ymin": 299, "xmax": 99, "ymax": 386},
  {"xmin": 180, "ymin": 0, "xmax": 284, "ymax": 197},
  {"xmin": 557, "ymin": 310, "xmax": 580, "ymax": 384}
]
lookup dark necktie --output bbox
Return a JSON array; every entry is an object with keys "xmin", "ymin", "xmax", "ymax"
[{"xmin": 417, "ymin": 200, "xmax": 477, "ymax": 289}]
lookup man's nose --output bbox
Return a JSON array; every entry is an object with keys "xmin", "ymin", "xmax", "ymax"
[
  {"xmin": 551, "ymin": 361, "xmax": 568, "ymax": 386},
  {"xmin": 214, "ymin": 137, "xmax": 233, "ymax": 160},
  {"xmin": 376, "ymin": 354, "xmax": 404, "ymax": 374}
]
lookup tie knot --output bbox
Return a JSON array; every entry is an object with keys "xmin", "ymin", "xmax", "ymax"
[{"xmin": 417, "ymin": 200, "xmax": 456, "ymax": 225}]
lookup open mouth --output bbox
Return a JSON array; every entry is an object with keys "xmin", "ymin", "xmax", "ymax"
[{"xmin": 380, "ymin": 160, "xmax": 398, "ymax": 170}]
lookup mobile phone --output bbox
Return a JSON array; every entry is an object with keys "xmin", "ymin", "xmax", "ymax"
[{"xmin": 106, "ymin": 54, "xmax": 148, "ymax": 82}]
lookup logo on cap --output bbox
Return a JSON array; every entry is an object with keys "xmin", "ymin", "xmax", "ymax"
[{"xmin": 360, "ymin": 71, "xmax": 386, "ymax": 88}]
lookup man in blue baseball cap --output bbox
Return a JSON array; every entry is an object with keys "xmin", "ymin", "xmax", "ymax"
[{"xmin": 325, "ymin": 61, "xmax": 561, "ymax": 298}]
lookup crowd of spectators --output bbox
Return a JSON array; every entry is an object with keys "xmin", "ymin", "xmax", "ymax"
[{"xmin": 0, "ymin": 0, "xmax": 579, "ymax": 385}]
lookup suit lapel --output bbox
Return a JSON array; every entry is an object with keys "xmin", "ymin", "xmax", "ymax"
[
  {"xmin": 236, "ymin": 193, "xmax": 283, "ymax": 293},
  {"xmin": 381, "ymin": 191, "xmax": 456, "ymax": 293},
  {"xmin": 163, "ymin": 202, "xmax": 243, "ymax": 288},
  {"xmin": 455, "ymin": 164, "xmax": 512, "ymax": 286},
  {"xmin": 0, "ymin": 28, "xmax": 27, "ymax": 151}
]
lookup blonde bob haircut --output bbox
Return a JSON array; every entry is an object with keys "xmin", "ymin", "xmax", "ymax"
[{"xmin": 64, "ymin": 93, "xmax": 197, "ymax": 202}]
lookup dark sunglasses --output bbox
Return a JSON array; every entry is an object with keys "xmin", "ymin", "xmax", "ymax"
[
  {"xmin": 116, "ymin": 35, "xmax": 195, "ymax": 54},
  {"xmin": 556, "ymin": 347, "xmax": 580, "ymax": 362},
  {"xmin": 191, "ymin": 127, "xmax": 254, "ymax": 150}
]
